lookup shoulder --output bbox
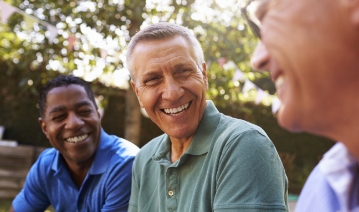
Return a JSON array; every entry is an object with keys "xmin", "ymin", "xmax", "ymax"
[
  {"xmin": 23, "ymin": 148, "xmax": 56, "ymax": 186},
  {"xmin": 220, "ymin": 114, "xmax": 268, "ymax": 135},
  {"xmin": 133, "ymin": 134, "xmax": 167, "ymax": 165},
  {"xmin": 102, "ymin": 133, "xmax": 140, "ymax": 159},
  {"xmin": 214, "ymin": 114, "xmax": 272, "ymax": 148},
  {"xmin": 32, "ymin": 148, "xmax": 57, "ymax": 169},
  {"xmin": 140, "ymin": 134, "xmax": 166, "ymax": 153}
]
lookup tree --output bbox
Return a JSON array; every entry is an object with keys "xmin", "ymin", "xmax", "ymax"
[{"xmin": 0, "ymin": 0, "xmax": 262, "ymax": 146}]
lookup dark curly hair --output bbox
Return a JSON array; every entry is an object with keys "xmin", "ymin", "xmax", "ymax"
[{"xmin": 38, "ymin": 75, "xmax": 97, "ymax": 117}]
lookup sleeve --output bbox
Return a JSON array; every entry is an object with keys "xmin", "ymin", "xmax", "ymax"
[
  {"xmin": 213, "ymin": 130, "xmax": 289, "ymax": 212},
  {"xmin": 101, "ymin": 156, "xmax": 136, "ymax": 212},
  {"xmin": 128, "ymin": 156, "xmax": 140, "ymax": 212},
  {"xmin": 12, "ymin": 155, "xmax": 50, "ymax": 212}
]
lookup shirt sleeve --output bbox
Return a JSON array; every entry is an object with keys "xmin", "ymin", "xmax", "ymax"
[
  {"xmin": 128, "ymin": 155, "xmax": 140, "ymax": 212},
  {"xmin": 213, "ymin": 130, "xmax": 289, "ymax": 212},
  {"xmin": 101, "ymin": 156, "xmax": 136, "ymax": 212},
  {"xmin": 12, "ymin": 156, "xmax": 50, "ymax": 212}
]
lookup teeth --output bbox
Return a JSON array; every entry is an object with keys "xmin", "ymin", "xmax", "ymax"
[
  {"xmin": 65, "ymin": 134, "xmax": 88, "ymax": 143},
  {"xmin": 164, "ymin": 103, "xmax": 189, "ymax": 115},
  {"xmin": 275, "ymin": 75, "xmax": 284, "ymax": 90}
]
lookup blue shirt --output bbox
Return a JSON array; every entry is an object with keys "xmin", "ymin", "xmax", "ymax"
[
  {"xmin": 12, "ymin": 129, "xmax": 139, "ymax": 212},
  {"xmin": 129, "ymin": 101, "xmax": 288, "ymax": 212},
  {"xmin": 296, "ymin": 143, "xmax": 359, "ymax": 212}
]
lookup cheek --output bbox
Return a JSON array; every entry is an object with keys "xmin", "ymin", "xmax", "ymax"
[{"xmin": 138, "ymin": 89, "xmax": 157, "ymax": 108}]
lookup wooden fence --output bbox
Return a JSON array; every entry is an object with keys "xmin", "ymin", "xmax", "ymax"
[{"xmin": 0, "ymin": 145, "xmax": 47, "ymax": 200}]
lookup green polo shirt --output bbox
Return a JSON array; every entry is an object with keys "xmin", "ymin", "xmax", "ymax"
[{"xmin": 129, "ymin": 101, "xmax": 288, "ymax": 212}]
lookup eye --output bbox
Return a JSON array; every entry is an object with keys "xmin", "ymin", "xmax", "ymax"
[
  {"xmin": 79, "ymin": 109, "xmax": 92, "ymax": 115},
  {"xmin": 176, "ymin": 69, "xmax": 192, "ymax": 77},
  {"xmin": 144, "ymin": 76, "xmax": 162, "ymax": 86},
  {"xmin": 52, "ymin": 114, "xmax": 66, "ymax": 122}
]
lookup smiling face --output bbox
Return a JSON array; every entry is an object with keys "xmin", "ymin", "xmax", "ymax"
[
  {"xmin": 39, "ymin": 84, "xmax": 101, "ymax": 167},
  {"xmin": 131, "ymin": 36, "xmax": 208, "ymax": 142},
  {"xmin": 250, "ymin": 0, "xmax": 359, "ymax": 134}
]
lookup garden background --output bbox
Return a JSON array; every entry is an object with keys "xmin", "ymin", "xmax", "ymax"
[{"xmin": 0, "ymin": 0, "xmax": 334, "ymax": 208}]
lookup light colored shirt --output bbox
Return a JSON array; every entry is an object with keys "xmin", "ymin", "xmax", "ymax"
[
  {"xmin": 129, "ymin": 101, "xmax": 288, "ymax": 212},
  {"xmin": 12, "ymin": 129, "xmax": 139, "ymax": 212},
  {"xmin": 296, "ymin": 142, "xmax": 359, "ymax": 212}
]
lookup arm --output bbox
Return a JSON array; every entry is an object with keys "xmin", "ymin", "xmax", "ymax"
[
  {"xmin": 127, "ymin": 157, "xmax": 139, "ymax": 212},
  {"xmin": 101, "ymin": 156, "xmax": 135, "ymax": 212},
  {"xmin": 213, "ymin": 130, "xmax": 288, "ymax": 212}
]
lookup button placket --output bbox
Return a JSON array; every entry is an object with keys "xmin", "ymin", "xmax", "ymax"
[{"xmin": 166, "ymin": 168, "xmax": 178, "ymax": 211}]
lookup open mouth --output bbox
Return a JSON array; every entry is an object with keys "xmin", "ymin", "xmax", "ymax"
[
  {"xmin": 64, "ymin": 133, "xmax": 89, "ymax": 143},
  {"xmin": 161, "ymin": 101, "xmax": 191, "ymax": 116},
  {"xmin": 274, "ymin": 75, "xmax": 284, "ymax": 90}
]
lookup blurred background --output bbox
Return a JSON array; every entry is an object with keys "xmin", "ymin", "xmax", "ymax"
[{"xmin": 0, "ymin": 0, "xmax": 334, "ymax": 209}]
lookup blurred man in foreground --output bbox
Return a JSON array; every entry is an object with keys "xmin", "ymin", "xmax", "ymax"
[
  {"xmin": 10, "ymin": 75, "xmax": 139, "ymax": 212},
  {"xmin": 243, "ymin": 0, "xmax": 359, "ymax": 211},
  {"xmin": 127, "ymin": 22, "xmax": 288, "ymax": 212}
]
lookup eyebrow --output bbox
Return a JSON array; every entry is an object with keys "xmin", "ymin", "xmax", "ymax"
[
  {"xmin": 173, "ymin": 63, "xmax": 193, "ymax": 70},
  {"xmin": 48, "ymin": 101, "xmax": 93, "ymax": 115},
  {"xmin": 141, "ymin": 70, "xmax": 162, "ymax": 80}
]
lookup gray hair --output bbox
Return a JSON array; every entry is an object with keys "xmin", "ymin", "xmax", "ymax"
[{"xmin": 126, "ymin": 22, "xmax": 204, "ymax": 80}]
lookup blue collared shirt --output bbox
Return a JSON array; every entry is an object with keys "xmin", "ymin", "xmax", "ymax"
[
  {"xmin": 296, "ymin": 143, "xmax": 359, "ymax": 212},
  {"xmin": 13, "ymin": 129, "xmax": 139, "ymax": 212}
]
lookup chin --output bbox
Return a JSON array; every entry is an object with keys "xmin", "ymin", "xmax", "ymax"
[{"xmin": 277, "ymin": 107, "xmax": 304, "ymax": 133}]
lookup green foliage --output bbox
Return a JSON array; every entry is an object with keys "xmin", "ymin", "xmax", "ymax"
[{"xmin": 0, "ymin": 0, "xmax": 334, "ymax": 195}]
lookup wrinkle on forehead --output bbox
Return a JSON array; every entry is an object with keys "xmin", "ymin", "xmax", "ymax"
[{"xmin": 132, "ymin": 38, "xmax": 198, "ymax": 79}]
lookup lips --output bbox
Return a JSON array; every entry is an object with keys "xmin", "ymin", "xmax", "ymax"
[
  {"xmin": 64, "ymin": 133, "xmax": 89, "ymax": 143},
  {"xmin": 162, "ymin": 102, "xmax": 191, "ymax": 116}
]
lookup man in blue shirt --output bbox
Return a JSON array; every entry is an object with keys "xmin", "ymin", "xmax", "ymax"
[{"xmin": 10, "ymin": 75, "xmax": 139, "ymax": 212}]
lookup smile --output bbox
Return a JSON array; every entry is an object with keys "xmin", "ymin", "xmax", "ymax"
[
  {"xmin": 162, "ymin": 102, "xmax": 190, "ymax": 116},
  {"xmin": 275, "ymin": 75, "xmax": 284, "ymax": 90},
  {"xmin": 65, "ymin": 133, "xmax": 89, "ymax": 143}
]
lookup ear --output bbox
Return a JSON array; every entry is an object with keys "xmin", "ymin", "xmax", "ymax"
[
  {"xmin": 130, "ymin": 79, "xmax": 144, "ymax": 108},
  {"xmin": 201, "ymin": 62, "xmax": 208, "ymax": 90},
  {"xmin": 38, "ymin": 117, "xmax": 49, "ymax": 139}
]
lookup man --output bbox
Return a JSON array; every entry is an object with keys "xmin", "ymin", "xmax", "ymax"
[
  {"xmin": 126, "ymin": 22, "xmax": 288, "ymax": 211},
  {"xmin": 243, "ymin": 0, "xmax": 359, "ymax": 211},
  {"xmin": 10, "ymin": 75, "xmax": 139, "ymax": 211}
]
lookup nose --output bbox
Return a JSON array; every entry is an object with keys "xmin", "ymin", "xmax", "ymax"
[
  {"xmin": 161, "ymin": 77, "xmax": 184, "ymax": 101},
  {"xmin": 65, "ymin": 112, "xmax": 84, "ymax": 129},
  {"xmin": 251, "ymin": 41, "xmax": 270, "ymax": 71}
]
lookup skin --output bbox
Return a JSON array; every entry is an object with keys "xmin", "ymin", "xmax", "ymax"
[
  {"xmin": 130, "ymin": 36, "xmax": 208, "ymax": 163},
  {"xmin": 10, "ymin": 84, "xmax": 101, "ymax": 211},
  {"xmin": 250, "ymin": 0, "xmax": 359, "ymax": 159},
  {"xmin": 39, "ymin": 84, "xmax": 101, "ymax": 187}
]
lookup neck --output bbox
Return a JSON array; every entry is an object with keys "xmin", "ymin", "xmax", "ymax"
[
  {"xmin": 170, "ymin": 136, "xmax": 193, "ymax": 163},
  {"xmin": 316, "ymin": 88, "xmax": 359, "ymax": 160},
  {"xmin": 64, "ymin": 157, "xmax": 93, "ymax": 188}
]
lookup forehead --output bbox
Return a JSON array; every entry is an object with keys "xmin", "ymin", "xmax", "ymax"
[
  {"xmin": 46, "ymin": 85, "xmax": 91, "ymax": 108},
  {"xmin": 132, "ymin": 36, "xmax": 197, "ymax": 72}
]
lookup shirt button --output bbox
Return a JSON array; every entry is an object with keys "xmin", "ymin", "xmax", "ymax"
[{"xmin": 168, "ymin": 190, "xmax": 174, "ymax": 196}]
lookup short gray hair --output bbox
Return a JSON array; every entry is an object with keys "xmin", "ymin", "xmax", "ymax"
[{"xmin": 126, "ymin": 22, "xmax": 204, "ymax": 80}]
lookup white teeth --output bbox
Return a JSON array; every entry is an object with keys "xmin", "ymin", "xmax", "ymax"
[
  {"xmin": 275, "ymin": 75, "xmax": 284, "ymax": 90},
  {"xmin": 65, "ymin": 134, "xmax": 88, "ymax": 143},
  {"xmin": 164, "ymin": 103, "xmax": 189, "ymax": 115}
]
